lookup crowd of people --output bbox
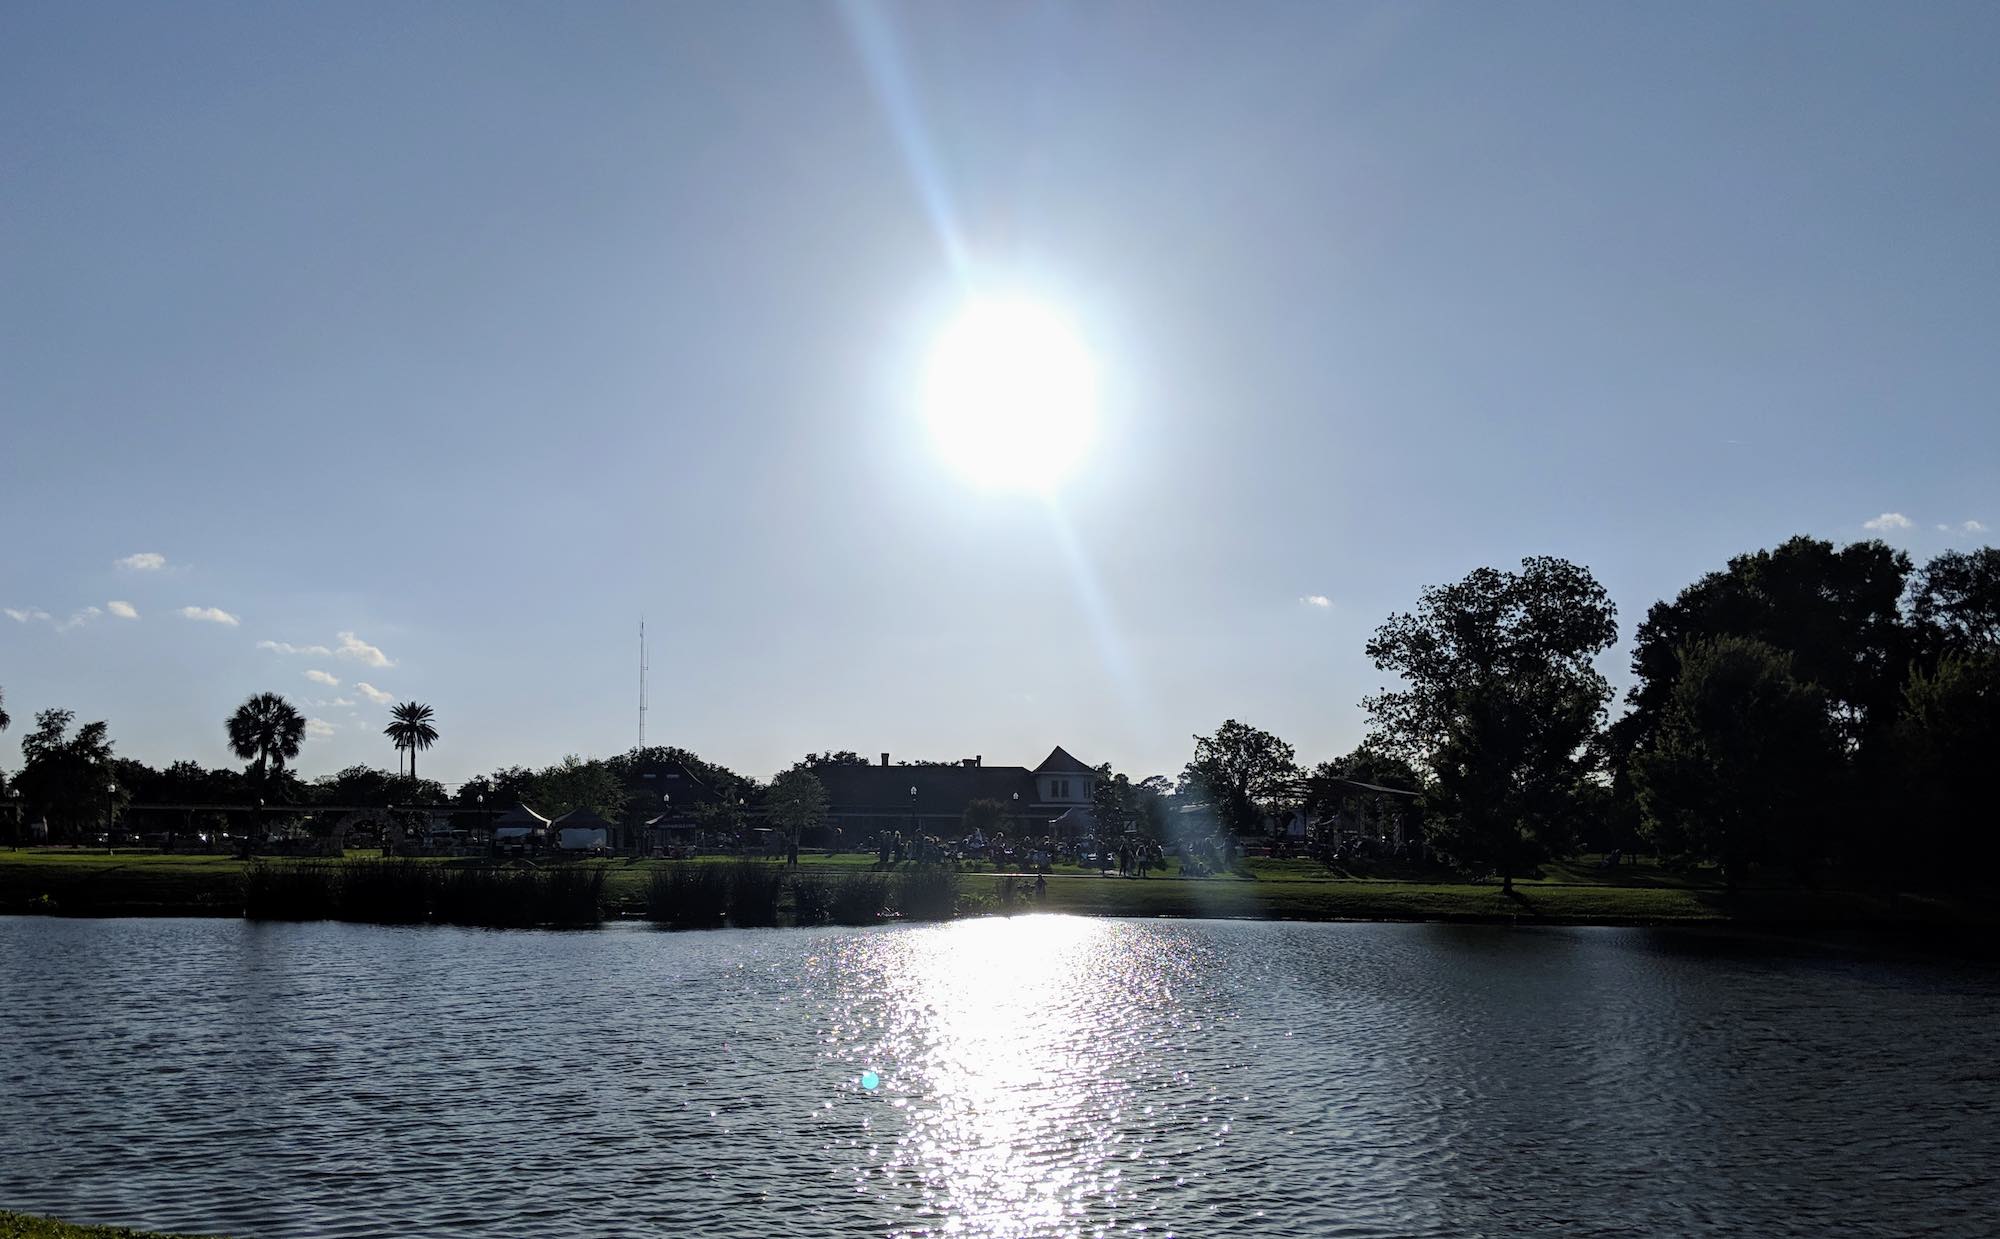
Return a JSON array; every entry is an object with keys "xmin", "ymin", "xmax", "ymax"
[{"xmin": 866, "ymin": 828, "xmax": 1173, "ymax": 876}]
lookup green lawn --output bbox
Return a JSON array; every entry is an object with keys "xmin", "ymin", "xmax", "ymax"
[
  {"xmin": 1, "ymin": 847, "xmax": 1986, "ymax": 928},
  {"xmin": 0, "ymin": 1212, "xmax": 224, "ymax": 1239}
]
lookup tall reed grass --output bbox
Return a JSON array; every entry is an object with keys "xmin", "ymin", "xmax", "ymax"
[
  {"xmin": 641, "ymin": 863, "xmax": 896, "ymax": 929},
  {"xmin": 243, "ymin": 861, "xmax": 604, "ymax": 928},
  {"xmin": 830, "ymin": 872, "xmax": 889, "ymax": 926},
  {"xmin": 893, "ymin": 864, "xmax": 961, "ymax": 922},
  {"xmin": 646, "ymin": 863, "xmax": 730, "ymax": 929}
]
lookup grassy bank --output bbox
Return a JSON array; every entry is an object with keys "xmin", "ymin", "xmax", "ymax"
[
  {"xmin": 0, "ymin": 1212, "xmax": 224, "ymax": 1239},
  {"xmin": 1, "ymin": 848, "xmax": 1989, "ymax": 929}
]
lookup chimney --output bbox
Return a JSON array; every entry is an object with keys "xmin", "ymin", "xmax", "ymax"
[
  {"xmin": 880, "ymin": 752, "xmax": 890, "ymax": 767},
  {"xmin": 975, "ymin": 755, "xmax": 982, "ymax": 767}
]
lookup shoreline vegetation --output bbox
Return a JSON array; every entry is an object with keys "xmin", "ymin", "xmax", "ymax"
[
  {"xmin": 1, "ymin": 849, "xmax": 1988, "ymax": 931},
  {"xmin": 0, "ymin": 1211, "xmax": 225, "ymax": 1239}
]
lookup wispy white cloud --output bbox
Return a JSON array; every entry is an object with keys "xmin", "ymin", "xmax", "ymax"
[
  {"xmin": 57, "ymin": 605, "xmax": 104, "ymax": 632},
  {"xmin": 335, "ymin": 631, "xmax": 394, "ymax": 668},
  {"xmin": 107, "ymin": 600, "xmax": 139, "ymax": 619},
  {"xmin": 329, "ymin": 696, "xmax": 355, "ymax": 707},
  {"xmin": 1963, "ymin": 519, "xmax": 1989, "ymax": 535},
  {"xmin": 257, "ymin": 639, "xmax": 333, "ymax": 655},
  {"xmin": 1863, "ymin": 512, "xmax": 1913, "ymax": 533},
  {"xmin": 305, "ymin": 718, "xmax": 337, "ymax": 740},
  {"xmin": 354, "ymin": 682, "xmax": 393, "ymax": 705},
  {"xmin": 179, "ymin": 605, "xmax": 240, "ymax": 626},
  {"xmin": 4, "ymin": 607, "xmax": 53, "ymax": 624},
  {"xmin": 304, "ymin": 669, "xmax": 340, "ymax": 687},
  {"xmin": 116, "ymin": 552, "xmax": 167, "ymax": 571},
  {"xmin": 1299, "ymin": 594, "xmax": 1333, "ymax": 609}
]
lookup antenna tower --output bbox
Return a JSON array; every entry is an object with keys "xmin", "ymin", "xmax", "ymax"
[{"xmin": 639, "ymin": 616, "xmax": 649, "ymax": 749}]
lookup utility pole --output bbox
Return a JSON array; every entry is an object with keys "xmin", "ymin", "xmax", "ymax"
[{"xmin": 638, "ymin": 616, "xmax": 649, "ymax": 749}]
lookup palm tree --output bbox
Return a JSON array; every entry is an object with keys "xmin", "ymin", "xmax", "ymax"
[
  {"xmin": 383, "ymin": 702, "xmax": 439, "ymax": 782},
  {"xmin": 226, "ymin": 692, "xmax": 306, "ymax": 788},
  {"xmin": 0, "ymin": 684, "xmax": 10, "ymax": 734}
]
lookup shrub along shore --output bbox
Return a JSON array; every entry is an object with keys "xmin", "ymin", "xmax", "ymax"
[
  {"xmin": 0, "ymin": 849, "xmax": 1990, "ymax": 929},
  {"xmin": 0, "ymin": 1211, "xmax": 224, "ymax": 1239}
]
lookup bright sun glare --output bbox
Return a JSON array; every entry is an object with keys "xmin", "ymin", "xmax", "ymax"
[{"xmin": 923, "ymin": 297, "xmax": 1098, "ymax": 491}]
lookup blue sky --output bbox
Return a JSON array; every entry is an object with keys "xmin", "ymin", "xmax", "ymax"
[{"xmin": 4, "ymin": 2, "xmax": 1995, "ymax": 788}]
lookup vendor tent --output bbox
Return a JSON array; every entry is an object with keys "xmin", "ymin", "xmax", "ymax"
[
  {"xmin": 553, "ymin": 806, "xmax": 614, "ymax": 852},
  {"xmin": 490, "ymin": 803, "xmax": 551, "ymax": 844}
]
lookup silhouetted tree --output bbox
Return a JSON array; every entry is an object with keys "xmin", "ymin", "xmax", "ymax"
[
  {"xmin": 1178, "ymin": 720, "xmax": 1298, "ymax": 837},
  {"xmin": 16, "ymin": 709, "xmax": 121, "ymax": 841},
  {"xmin": 1626, "ymin": 537, "xmax": 1910, "ymax": 755},
  {"xmin": 1909, "ymin": 547, "xmax": 2000, "ymax": 659},
  {"xmin": 1893, "ymin": 649, "xmax": 2000, "ymax": 882},
  {"xmin": 1633, "ymin": 637, "xmax": 1842, "ymax": 886},
  {"xmin": 456, "ymin": 766, "xmax": 539, "ymax": 810},
  {"xmin": 533, "ymin": 755, "xmax": 631, "ymax": 819},
  {"xmin": 226, "ymin": 693, "xmax": 306, "ymax": 790},
  {"xmin": 383, "ymin": 702, "xmax": 438, "ymax": 781},
  {"xmin": 767, "ymin": 768, "xmax": 829, "ymax": 863},
  {"xmin": 1365, "ymin": 557, "xmax": 1617, "ymax": 892},
  {"xmin": 799, "ymin": 750, "xmax": 870, "ymax": 769}
]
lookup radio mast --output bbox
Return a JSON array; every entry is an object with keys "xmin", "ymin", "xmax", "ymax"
[{"xmin": 638, "ymin": 616, "xmax": 649, "ymax": 749}]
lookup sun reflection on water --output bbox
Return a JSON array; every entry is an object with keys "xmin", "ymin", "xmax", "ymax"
[{"xmin": 839, "ymin": 915, "xmax": 1196, "ymax": 1238}]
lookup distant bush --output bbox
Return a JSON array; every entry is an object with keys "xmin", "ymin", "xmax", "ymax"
[
  {"xmin": 337, "ymin": 860, "xmax": 432, "ymax": 924},
  {"xmin": 242, "ymin": 860, "xmax": 603, "ymax": 928},
  {"xmin": 728, "ymin": 862, "xmax": 785, "ymax": 928},
  {"xmin": 830, "ymin": 872, "xmax": 888, "ymax": 925},
  {"xmin": 647, "ymin": 863, "xmax": 729, "ymax": 929},
  {"xmin": 894, "ymin": 864, "xmax": 960, "ymax": 922},
  {"xmin": 434, "ymin": 866, "xmax": 537, "ymax": 928},
  {"xmin": 540, "ymin": 865, "xmax": 607, "ymax": 928},
  {"xmin": 243, "ymin": 862, "xmax": 339, "ymax": 921},
  {"xmin": 791, "ymin": 874, "xmax": 834, "ymax": 926}
]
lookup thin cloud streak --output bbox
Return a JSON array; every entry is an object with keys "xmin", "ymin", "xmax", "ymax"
[{"xmin": 259, "ymin": 640, "xmax": 334, "ymax": 655}]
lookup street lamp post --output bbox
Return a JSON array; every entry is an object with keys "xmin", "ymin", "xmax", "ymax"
[
  {"xmin": 909, "ymin": 784, "xmax": 918, "ymax": 851},
  {"xmin": 106, "ymin": 780, "xmax": 118, "ymax": 846}
]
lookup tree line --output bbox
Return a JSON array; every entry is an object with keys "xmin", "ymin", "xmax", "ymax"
[
  {"xmin": 1165, "ymin": 539, "xmax": 1998, "ymax": 891},
  {"xmin": 4, "ymin": 536, "xmax": 1993, "ymax": 888}
]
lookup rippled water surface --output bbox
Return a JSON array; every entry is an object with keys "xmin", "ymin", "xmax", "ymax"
[{"xmin": 3, "ymin": 915, "xmax": 1998, "ymax": 1237}]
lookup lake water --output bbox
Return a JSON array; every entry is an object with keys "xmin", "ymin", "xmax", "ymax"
[{"xmin": 1, "ymin": 915, "xmax": 1996, "ymax": 1238}]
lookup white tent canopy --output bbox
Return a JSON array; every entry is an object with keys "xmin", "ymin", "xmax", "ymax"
[
  {"xmin": 490, "ymin": 803, "xmax": 551, "ymax": 841},
  {"xmin": 553, "ymin": 807, "xmax": 614, "ymax": 851}
]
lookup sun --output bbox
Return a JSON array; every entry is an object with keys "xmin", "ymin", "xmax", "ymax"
[{"xmin": 922, "ymin": 296, "xmax": 1098, "ymax": 491}]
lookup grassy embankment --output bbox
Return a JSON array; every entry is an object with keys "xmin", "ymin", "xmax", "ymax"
[
  {"xmin": 1, "ymin": 847, "xmax": 1987, "ymax": 928},
  {"xmin": 0, "ymin": 1212, "xmax": 223, "ymax": 1239}
]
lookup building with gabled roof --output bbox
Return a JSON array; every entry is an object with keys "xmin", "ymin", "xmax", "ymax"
[{"xmin": 813, "ymin": 748, "xmax": 1100, "ymax": 840}]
